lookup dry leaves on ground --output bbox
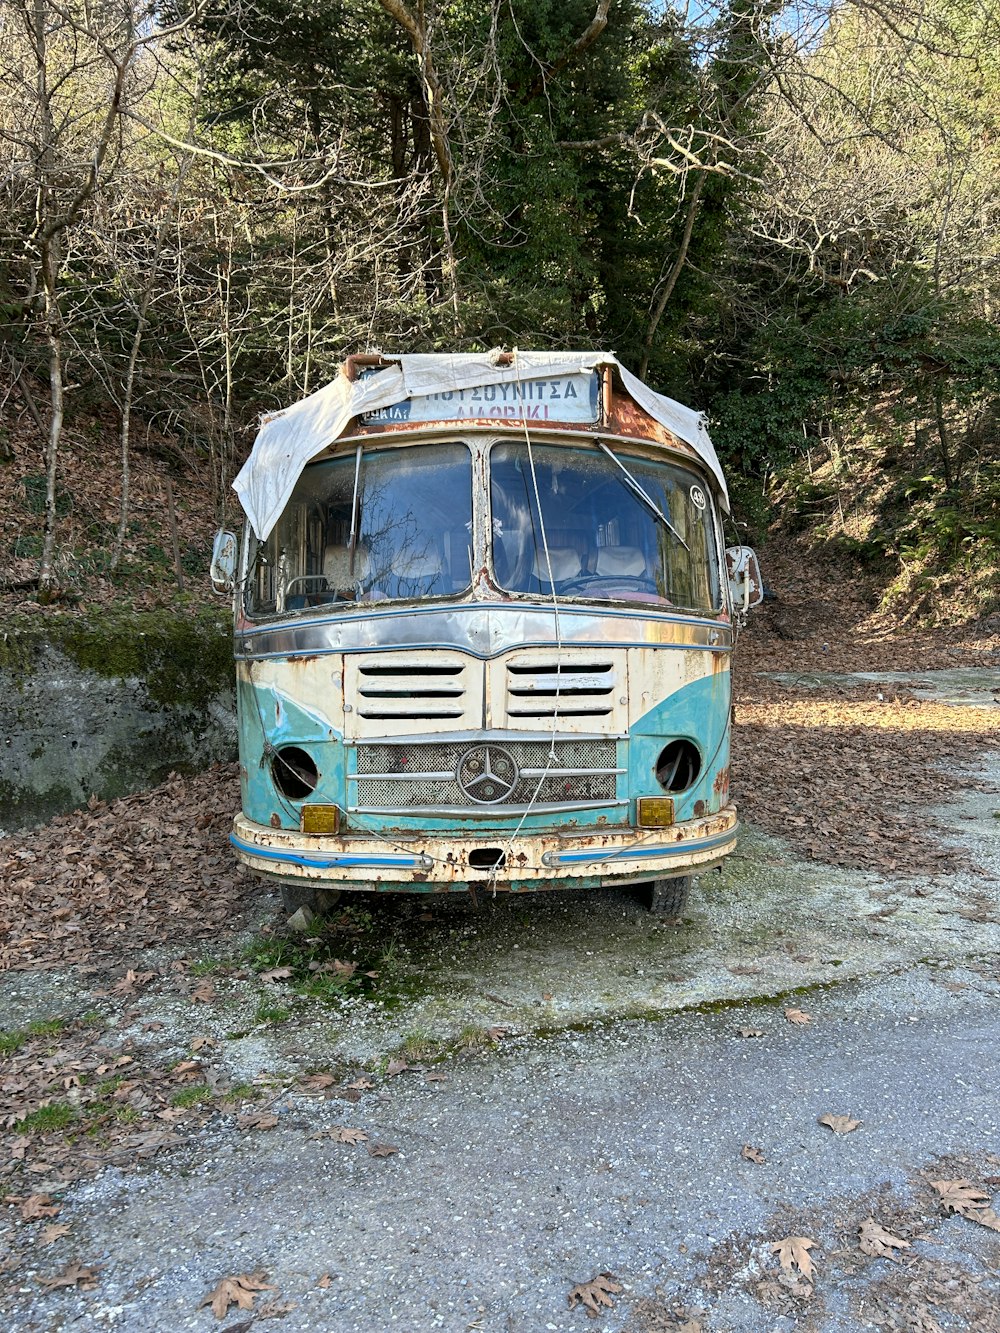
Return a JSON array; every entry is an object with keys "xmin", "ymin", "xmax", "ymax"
[
  {"xmin": 200, "ymin": 1272, "xmax": 276, "ymax": 1319},
  {"xmin": 818, "ymin": 1113, "xmax": 862, "ymax": 1135},
  {"xmin": 859, "ymin": 1218, "xmax": 910, "ymax": 1258},
  {"xmin": 741, "ymin": 1145, "xmax": 765, "ymax": 1164},
  {"xmin": 39, "ymin": 1223, "xmax": 72, "ymax": 1245},
  {"xmin": 785, "ymin": 1008, "xmax": 812, "ymax": 1026},
  {"xmin": 9, "ymin": 1194, "xmax": 61, "ymax": 1221},
  {"xmin": 770, "ymin": 1235, "xmax": 817, "ymax": 1287},
  {"xmin": 0, "ymin": 765, "xmax": 249, "ymax": 972},
  {"xmin": 737, "ymin": 1026, "xmax": 764, "ymax": 1038},
  {"xmin": 311, "ymin": 1126, "xmax": 368, "ymax": 1145},
  {"xmin": 929, "ymin": 1179, "xmax": 1000, "ymax": 1231},
  {"xmin": 37, "ymin": 1260, "xmax": 101, "ymax": 1291},
  {"xmin": 567, "ymin": 1272, "xmax": 622, "ymax": 1318},
  {"xmin": 0, "ymin": 1019, "xmax": 227, "ymax": 1188},
  {"xmin": 367, "ymin": 1142, "xmax": 399, "ymax": 1158},
  {"xmin": 731, "ymin": 675, "xmax": 1000, "ymax": 877},
  {"xmin": 297, "ymin": 1073, "xmax": 338, "ymax": 1095},
  {"xmin": 236, "ymin": 1112, "xmax": 279, "ymax": 1131}
]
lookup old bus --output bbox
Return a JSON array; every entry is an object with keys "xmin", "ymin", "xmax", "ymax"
[{"xmin": 211, "ymin": 352, "xmax": 761, "ymax": 913}]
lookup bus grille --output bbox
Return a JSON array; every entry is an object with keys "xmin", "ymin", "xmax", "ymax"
[
  {"xmin": 505, "ymin": 661, "xmax": 617, "ymax": 718},
  {"xmin": 354, "ymin": 660, "xmax": 467, "ymax": 721},
  {"xmin": 351, "ymin": 739, "xmax": 620, "ymax": 812}
]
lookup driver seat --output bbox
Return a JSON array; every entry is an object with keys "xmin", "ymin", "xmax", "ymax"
[
  {"xmin": 530, "ymin": 547, "xmax": 582, "ymax": 589},
  {"xmin": 594, "ymin": 545, "xmax": 646, "ymax": 577}
]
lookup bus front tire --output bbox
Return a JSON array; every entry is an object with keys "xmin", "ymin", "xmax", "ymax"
[
  {"xmin": 641, "ymin": 875, "xmax": 691, "ymax": 917},
  {"xmin": 279, "ymin": 884, "xmax": 342, "ymax": 917}
]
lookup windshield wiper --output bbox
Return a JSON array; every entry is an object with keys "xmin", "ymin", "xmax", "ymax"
[{"xmin": 596, "ymin": 440, "xmax": 689, "ymax": 550}]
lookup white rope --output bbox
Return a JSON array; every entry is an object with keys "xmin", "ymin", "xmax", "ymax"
[{"xmin": 486, "ymin": 348, "xmax": 565, "ymax": 896}]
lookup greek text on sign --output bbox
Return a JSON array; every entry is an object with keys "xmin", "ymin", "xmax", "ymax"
[{"xmin": 362, "ymin": 372, "xmax": 600, "ymax": 425}]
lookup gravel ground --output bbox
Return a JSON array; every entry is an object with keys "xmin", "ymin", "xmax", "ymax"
[{"xmin": 2, "ymin": 672, "xmax": 999, "ymax": 1332}]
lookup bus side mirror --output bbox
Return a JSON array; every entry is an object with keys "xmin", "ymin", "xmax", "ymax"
[
  {"xmin": 210, "ymin": 529, "xmax": 238, "ymax": 594},
  {"xmin": 725, "ymin": 545, "xmax": 763, "ymax": 611}
]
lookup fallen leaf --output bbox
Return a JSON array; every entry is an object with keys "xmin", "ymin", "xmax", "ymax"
[
  {"xmin": 741, "ymin": 1145, "xmax": 765, "ymax": 1164},
  {"xmin": 567, "ymin": 1272, "xmax": 622, "ymax": 1317},
  {"xmin": 929, "ymin": 1179, "xmax": 1000, "ymax": 1231},
  {"xmin": 259, "ymin": 967, "xmax": 293, "ymax": 982},
  {"xmin": 38, "ymin": 1260, "xmax": 101, "ymax": 1291},
  {"xmin": 818, "ymin": 1113, "xmax": 862, "ymax": 1135},
  {"xmin": 257, "ymin": 1299, "xmax": 297, "ymax": 1317},
  {"xmin": 317, "ymin": 1273, "xmax": 332, "ymax": 1288},
  {"xmin": 315, "ymin": 1126, "xmax": 368, "ymax": 1145},
  {"xmin": 236, "ymin": 1112, "xmax": 279, "ymax": 1131},
  {"xmin": 859, "ymin": 1217, "xmax": 910, "ymax": 1257},
  {"xmin": 425, "ymin": 1072, "xmax": 448, "ymax": 1084},
  {"xmin": 770, "ymin": 1235, "xmax": 817, "ymax": 1283},
  {"xmin": 18, "ymin": 1194, "xmax": 61, "ymax": 1221},
  {"xmin": 191, "ymin": 981, "xmax": 216, "ymax": 1004},
  {"xmin": 737, "ymin": 1026, "xmax": 764, "ymax": 1038},
  {"xmin": 385, "ymin": 1060, "xmax": 409, "ymax": 1077},
  {"xmin": 39, "ymin": 1223, "xmax": 72, "ymax": 1245},
  {"xmin": 784, "ymin": 1008, "xmax": 812, "ymax": 1025},
  {"xmin": 367, "ymin": 1142, "xmax": 399, "ymax": 1158},
  {"xmin": 191, "ymin": 1036, "xmax": 216, "ymax": 1051},
  {"xmin": 298, "ymin": 1073, "xmax": 336, "ymax": 1093},
  {"xmin": 346, "ymin": 1077, "xmax": 375, "ymax": 1091},
  {"xmin": 200, "ymin": 1272, "xmax": 277, "ymax": 1319}
]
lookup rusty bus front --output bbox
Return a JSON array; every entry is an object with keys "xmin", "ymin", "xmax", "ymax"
[{"xmin": 215, "ymin": 353, "xmax": 761, "ymax": 908}]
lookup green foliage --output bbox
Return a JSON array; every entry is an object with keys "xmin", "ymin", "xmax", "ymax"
[{"xmin": 16, "ymin": 1102, "xmax": 76, "ymax": 1132}]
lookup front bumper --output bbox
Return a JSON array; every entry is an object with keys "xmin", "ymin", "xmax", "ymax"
[{"xmin": 230, "ymin": 806, "xmax": 738, "ymax": 893}]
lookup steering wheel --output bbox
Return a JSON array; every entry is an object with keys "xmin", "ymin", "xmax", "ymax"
[{"xmin": 557, "ymin": 573, "xmax": 661, "ymax": 595}]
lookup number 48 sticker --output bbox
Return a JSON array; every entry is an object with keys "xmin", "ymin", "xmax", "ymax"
[{"xmin": 689, "ymin": 484, "xmax": 706, "ymax": 510}]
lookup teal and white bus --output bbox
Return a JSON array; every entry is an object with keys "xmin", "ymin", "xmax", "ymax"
[{"xmin": 211, "ymin": 352, "xmax": 761, "ymax": 913}]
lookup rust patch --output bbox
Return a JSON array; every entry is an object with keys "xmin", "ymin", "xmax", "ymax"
[
  {"xmin": 714, "ymin": 766, "xmax": 731, "ymax": 797},
  {"xmin": 693, "ymin": 799, "xmax": 707, "ymax": 817},
  {"xmin": 269, "ymin": 813, "xmax": 281, "ymax": 829}
]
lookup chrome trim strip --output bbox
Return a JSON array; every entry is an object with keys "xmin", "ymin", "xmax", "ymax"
[
  {"xmin": 349, "ymin": 801, "xmax": 628, "ymax": 817},
  {"xmin": 236, "ymin": 602, "xmax": 731, "ymax": 660},
  {"xmin": 230, "ymin": 833, "xmax": 433, "ymax": 870},
  {"xmin": 347, "ymin": 767, "xmax": 623, "ymax": 782},
  {"xmin": 343, "ymin": 730, "xmax": 627, "ymax": 746},
  {"xmin": 542, "ymin": 829, "xmax": 736, "ymax": 866}
]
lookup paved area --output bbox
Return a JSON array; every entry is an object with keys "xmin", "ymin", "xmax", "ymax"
[{"xmin": 1, "ymin": 671, "xmax": 999, "ymax": 1331}]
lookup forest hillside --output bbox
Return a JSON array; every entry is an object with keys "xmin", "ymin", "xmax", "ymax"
[{"xmin": 1, "ymin": 0, "xmax": 998, "ymax": 622}]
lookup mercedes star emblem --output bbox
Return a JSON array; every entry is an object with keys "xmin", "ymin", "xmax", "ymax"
[{"xmin": 456, "ymin": 744, "xmax": 519, "ymax": 805}]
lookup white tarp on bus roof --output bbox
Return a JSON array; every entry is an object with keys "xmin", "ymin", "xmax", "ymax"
[{"xmin": 232, "ymin": 351, "xmax": 729, "ymax": 540}]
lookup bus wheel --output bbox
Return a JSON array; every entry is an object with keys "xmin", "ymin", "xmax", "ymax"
[
  {"xmin": 280, "ymin": 884, "xmax": 342, "ymax": 916},
  {"xmin": 641, "ymin": 876, "xmax": 691, "ymax": 917}
]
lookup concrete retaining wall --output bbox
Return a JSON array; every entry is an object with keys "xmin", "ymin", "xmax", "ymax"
[{"xmin": 0, "ymin": 609, "xmax": 236, "ymax": 832}]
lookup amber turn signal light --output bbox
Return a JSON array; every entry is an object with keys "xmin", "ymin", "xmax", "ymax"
[
  {"xmin": 637, "ymin": 797, "xmax": 675, "ymax": 828},
  {"xmin": 301, "ymin": 804, "xmax": 340, "ymax": 835}
]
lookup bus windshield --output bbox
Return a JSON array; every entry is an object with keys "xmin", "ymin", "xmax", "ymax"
[
  {"xmin": 489, "ymin": 442, "xmax": 720, "ymax": 612},
  {"xmin": 248, "ymin": 442, "xmax": 473, "ymax": 616}
]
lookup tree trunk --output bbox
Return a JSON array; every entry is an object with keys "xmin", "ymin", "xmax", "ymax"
[{"xmin": 639, "ymin": 170, "xmax": 706, "ymax": 381}]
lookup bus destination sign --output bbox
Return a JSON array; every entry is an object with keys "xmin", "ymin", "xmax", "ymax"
[{"xmin": 361, "ymin": 371, "xmax": 600, "ymax": 425}]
